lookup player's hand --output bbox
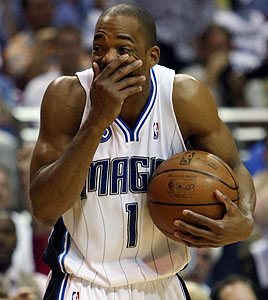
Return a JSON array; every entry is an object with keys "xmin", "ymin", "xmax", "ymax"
[
  {"xmin": 173, "ymin": 190, "xmax": 254, "ymax": 248},
  {"xmin": 89, "ymin": 54, "xmax": 146, "ymax": 130}
]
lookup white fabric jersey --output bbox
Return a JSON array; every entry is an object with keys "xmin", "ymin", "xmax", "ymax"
[{"xmin": 55, "ymin": 64, "xmax": 190, "ymax": 288}]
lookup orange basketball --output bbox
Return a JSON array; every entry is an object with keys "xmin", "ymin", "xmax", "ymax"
[{"xmin": 147, "ymin": 150, "xmax": 240, "ymax": 241}]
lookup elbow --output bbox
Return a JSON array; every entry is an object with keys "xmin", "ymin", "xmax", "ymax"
[
  {"xmin": 30, "ymin": 189, "xmax": 58, "ymax": 227},
  {"xmin": 32, "ymin": 205, "xmax": 57, "ymax": 227}
]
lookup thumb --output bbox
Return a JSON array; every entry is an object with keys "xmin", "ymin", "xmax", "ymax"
[{"xmin": 215, "ymin": 189, "xmax": 232, "ymax": 213}]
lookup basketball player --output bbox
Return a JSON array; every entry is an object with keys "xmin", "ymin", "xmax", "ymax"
[{"xmin": 29, "ymin": 3, "xmax": 256, "ymax": 299}]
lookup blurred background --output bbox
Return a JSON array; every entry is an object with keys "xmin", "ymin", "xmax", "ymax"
[{"xmin": 0, "ymin": 1, "xmax": 267, "ymax": 299}]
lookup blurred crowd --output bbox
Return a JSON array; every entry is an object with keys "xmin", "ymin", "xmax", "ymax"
[{"xmin": 0, "ymin": 0, "xmax": 267, "ymax": 299}]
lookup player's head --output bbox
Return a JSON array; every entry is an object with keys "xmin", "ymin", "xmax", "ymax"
[
  {"xmin": 92, "ymin": 3, "xmax": 159, "ymax": 75},
  {"xmin": 98, "ymin": 3, "xmax": 157, "ymax": 50}
]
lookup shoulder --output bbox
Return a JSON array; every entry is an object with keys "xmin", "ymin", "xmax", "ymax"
[
  {"xmin": 172, "ymin": 74, "xmax": 219, "ymax": 139},
  {"xmin": 40, "ymin": 75, "xmax": 86, "ymax": 134},
  {"xmin": 173, "ymin": 73, "xmax": 212, "ymax": 102},
  {"xmin": 43, "ymin": 75, "xmax": 86, "ymax": 109}
]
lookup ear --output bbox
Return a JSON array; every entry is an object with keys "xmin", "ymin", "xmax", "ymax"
[{"xmin": 148, "ymin": 45, "xmax": 160, "ymax": 68}]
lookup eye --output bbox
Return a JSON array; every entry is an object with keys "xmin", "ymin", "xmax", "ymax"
[
  {"xmin": 118, "ymin": 46, "xmax": 132, "ymax": 54},
  {"xmin": 92, "ymin": 45, "xmax": 104, "ymax": 55}
]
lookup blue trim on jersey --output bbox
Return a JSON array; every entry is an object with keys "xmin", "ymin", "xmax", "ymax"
[
  {"xmin": 114, "ymin": 118, "xmax": 130, "ymax": 142},
  {"xmin": 114, "ymin": 67, "xmax": 157, "ymax": 142},
  {"xmin": 135, "ymin": 68, "xmax": 157, "ymax": 141},
  {"xmin": 57, "ymin": 274, "xmax": 69, "ymax": 300},
  {"xmin": 57, "ymin": 225, "xmax": 71, "ymax": 274}
]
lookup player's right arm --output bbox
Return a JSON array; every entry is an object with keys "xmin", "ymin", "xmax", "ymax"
[
  {"xmin": 29, "ymin": 75, "xmax": 102, "ymax": 227},
  {"xmin": 30, "ymin": 54, "xmax": 145, "ymax": 227}
]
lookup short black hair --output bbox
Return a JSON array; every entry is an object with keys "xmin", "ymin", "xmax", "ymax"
[
  {"xmin": 200, "ymin": 24, "xmax": 232, "ymax": 46},
  {"xmin": 211, "ymin": 274, "xmax": 256, "ymax": 300},
  {"xmin": 98, "ymin": 3, "xmax": 157, "ymax": 49},
  {"xmin": 56, "ymin": 25, "xmax": 82, "ymax": 44}
]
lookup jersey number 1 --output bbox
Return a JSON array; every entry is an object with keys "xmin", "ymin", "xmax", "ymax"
[{"xmin": 125, "ymin": 203, "xmax": 138, "ymax": 248}]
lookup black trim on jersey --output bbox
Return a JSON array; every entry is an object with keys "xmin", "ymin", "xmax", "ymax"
[
  {"xmin": 176, "ymin": 274, "xmax": 192, "ymax": 300},
  {"xmin": 43, "ymin": 271, "xmax": 65, "ymax": 300},
  {"xmin": 43, "ymin": 217, "xmax": 67, "ymax": 272}
]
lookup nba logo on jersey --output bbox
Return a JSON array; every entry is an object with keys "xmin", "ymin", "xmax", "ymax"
[
  {"xmin": 153, "ymin": 122, "xmax": 159, "ymax": 139},
  {"xmin": 71, "ymin": 291, "xmax": 80, "ymax": 300}
]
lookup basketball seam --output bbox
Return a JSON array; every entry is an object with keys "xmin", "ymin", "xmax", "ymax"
[
  {"xmin": 150, "ymin": 168, "xmax": 239, "ymax": 190},
  {"xmin": 208, "ymin": 154, "xmax": 239, "ymax": 188},
  {"xmin": 158, "ymin": 227, "xmax": 174, "ymax": 235},
  {"xmin": 148, "ymin": 198, "xmax": 240, "ymax": 206}
]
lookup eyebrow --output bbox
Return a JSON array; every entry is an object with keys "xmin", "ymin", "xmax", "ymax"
[{"xmin": 93, "ymin": 33, "xmax": 135, "ymax": 44}]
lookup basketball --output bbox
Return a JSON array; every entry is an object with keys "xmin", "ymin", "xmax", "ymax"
[{"xmin": 147, "ymin": 150, "xmax": 240, "ymax": 241}]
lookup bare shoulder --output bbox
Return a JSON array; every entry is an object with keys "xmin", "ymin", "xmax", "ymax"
[
  {"xmin": 30, "ymin": 75, "xmax": 87, "ymax": 179},
  {"xmin": 173, "ymin": 74, "xmax": 217, "ymax": 110},
  {"xmin": 41, "ymin": 75, "xmax": 86, "ymax": 137},
  {"xmin": 43, "ymin": 75, "xmax": 86, "ymax": 111},
  {"xmin": 172, "ymin": 74, "xmax": 220, "ymax": 140}
]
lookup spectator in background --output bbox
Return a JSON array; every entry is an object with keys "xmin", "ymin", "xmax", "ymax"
[
  {"xmin": 181, "ymin": 24, "xmax": 245, "ymax": 107},
  {"xmin": 0, "ymin": 164, "xmax": 12, "ymax": 211},
  {"xmin": 23, "ymin": 25, "xmax": 90, "ymax": 107},
  {"xmin": 181, "ymin": 247, "xmax": 223, "ymax": 297},
  {"xmin": 245, "ymin": 135, "xmax": 268, "ymax": 300},
  {"xmin": 3, "ymin": 0, "xmax": 55, "ymax": 90},
  {"xmin": 17, "ymin": 143, "xmax": 51, "ymax": 275},
  {"xmin": 213, "ymin": 0, "xmax": 268, "ymax": 74},
  {"xmin": 211, "ymin": 135, "xmax": 268, "ymax": 300},
  {"xmin": 230, "ymin": 0, "xmax": 268, "ymax": 19},
  {"xmin": 53, "ymin": 0, "xmax": 93, "ymax": 28},
  {"xmin": 0, "ymin": 163, "xmax": 35, "ymax": 276},
  {"xmin": 241, "ymin": 38, "xmax": 268, "ymax": 107},
  {"xmin": 108, "ymin": 0, "xmax": 215, "ymax": 72},
  {"xmin": 0, "ymin": 210, "xmax": 46, "ymax": 299},
  {"xmin": 0, "ymin": 103, "xmax": 19, "ymax": 207},
  {"xmin": 210, "ymin": 274, "xmax": 258, "ymax": 300},
  {"xmin": 209, "ymin": 138, "xmax": 268, "ymax": 300},
  {"xmin": 0, "ymin": 0, "xmax": 17, "ymax": 47}
]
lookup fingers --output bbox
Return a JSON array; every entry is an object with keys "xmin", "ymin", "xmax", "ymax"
[
  {"xmin": 111, "ymin": 59, "xmax": 143, "ymax": 82},
  {"xmin": 97, "ymin": 54, "xmax": 144, "ymax": 83},
  {"xmin": 118, "ymin": 74, "xmax": 146, "ymax": 91},
  {"xmin": 119, "ymin": 84, "xmax": 143, "ymax": 99},
  {"xmin": 97, "ymin": 54, "xmax": 131, "ymax": 78},
  {"xmin": 173, "ymin": 219, "xmax": 223, "ymax": 248},
  {"xmin": 92, "ymin": 62, "xmax": 100, "ymax": 77},
  {"xmin": 214, "ymin": 189, "xmax": 237, "ymax": 212},
  {"xmin": 173, "ymin": 225, "xmax": 220, "ymax": 248},
  {"xmin": 92, "ymin": 56, "xmax": 145, "ymax": 101},
  {"xmin": 176, "ymin": 210, "xmax": 217, "ymax": 228}
]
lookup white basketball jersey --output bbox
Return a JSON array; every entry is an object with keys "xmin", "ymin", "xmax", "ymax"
[{"xmin": 45, "ymin": 64, "xmax": 190, "ymax": 288}]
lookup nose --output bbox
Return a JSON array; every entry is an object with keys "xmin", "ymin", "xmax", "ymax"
[{"xmin": 101, "ymin": 48, "xmax": 119, "ymax": 64}]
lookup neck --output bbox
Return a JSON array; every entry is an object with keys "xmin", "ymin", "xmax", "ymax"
[{"xmin": 119, "ymin": 79, "xmax": 151, "ymax": 129}]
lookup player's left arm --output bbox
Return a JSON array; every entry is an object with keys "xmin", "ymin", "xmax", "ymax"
[{"xmin": 172, "ymin": 74, "xmax": 256, "ymax": 248}]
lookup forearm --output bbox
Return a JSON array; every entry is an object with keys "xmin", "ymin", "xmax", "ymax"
[
  {"xmin": 30, "ymin": 122, "xmax": 104, "ymax": 227},
  {"xmin": 234, "ymin": 162, "xmax": 256, "ymax": 227}
]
